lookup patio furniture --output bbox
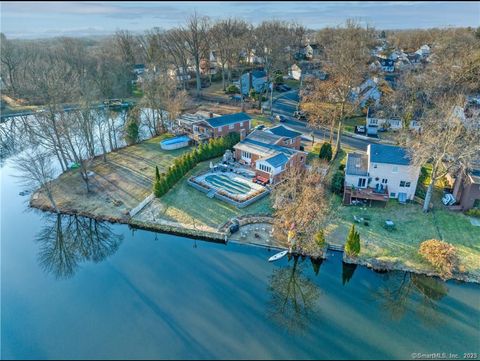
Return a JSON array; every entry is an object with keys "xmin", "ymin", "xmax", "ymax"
[{"xmin": 384, "ymin": 220, "xmax": 395, "ymax": 231}]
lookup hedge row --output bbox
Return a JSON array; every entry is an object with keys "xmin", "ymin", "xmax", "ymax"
[{"xmin": 153, "ymin": 132, "xmax": 241, "ymax": 198}]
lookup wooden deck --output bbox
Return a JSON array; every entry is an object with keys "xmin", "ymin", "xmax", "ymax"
[{"xmin": 343, "ymin": 185, "xmax": 389, "ymax": 206}]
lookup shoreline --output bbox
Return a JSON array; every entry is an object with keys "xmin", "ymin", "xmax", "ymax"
[{"xmin": 30, "ymin": 196, "xmax": 479, "ymax": 284}]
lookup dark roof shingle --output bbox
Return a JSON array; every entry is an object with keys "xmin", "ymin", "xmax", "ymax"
[
  {"xmin": 206, "ymin": 112, "xmax": 251, "ymax": 128},
  {"xmin": 267, "ymin": 125, "xmax": 302, "ymax": 139},
  {"xmin": 369, "ymin": 144, "xmax": 412, "ymax": 166}
]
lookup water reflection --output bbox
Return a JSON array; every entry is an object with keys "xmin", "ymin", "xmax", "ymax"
[
  {"xmin": 373, "ymin": 272, "xmax": 448, "ymax": 327},
  {"xmin": 267, "ymin": 255, "xmax": 321, "ymax": 334},
  {"xmin": 342, "ymin": 262, "xmax": 358, "ymax": 285},
  {"xmin": 36, "ymin": 213, "xmax": 124, "ymax": 279}
]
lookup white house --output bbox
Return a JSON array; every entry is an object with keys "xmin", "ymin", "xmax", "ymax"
[
  {"xmin": 352, "ymin": 78, "xmax": 382, "ymax": 107},
  {"xmin": 366, "ymin": 107, "xmax": 403, "ymax": 135},
  {"xmin": 343, "ymin": 144, "xmax": 421, "ymax": 205},
  {"xmin": 289, "ymin": 64, "xmax": 302, "ymax": 80}
]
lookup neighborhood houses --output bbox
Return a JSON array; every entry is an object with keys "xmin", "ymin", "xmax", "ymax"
[{"xmin": 2, "ymin": 2, "xmax": 480, "ymax": 360}]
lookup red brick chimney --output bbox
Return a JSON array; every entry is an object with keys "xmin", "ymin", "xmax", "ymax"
[{"xmin": 240, "ymin": 129, "xmax": 246, "ymax": 140}]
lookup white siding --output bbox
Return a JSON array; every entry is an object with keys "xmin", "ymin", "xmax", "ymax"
[{"xmin": 369, "ymin": 163, "xmax": 420, "ymax": 200}]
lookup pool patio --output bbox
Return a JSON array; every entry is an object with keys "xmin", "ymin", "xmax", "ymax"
[{"xmin": 189, "ymin": 170, "xmax": 270, "ymax": 208}]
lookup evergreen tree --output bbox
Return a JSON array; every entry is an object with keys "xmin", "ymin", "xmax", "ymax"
[
  {"xmin": 319, "ymin": 142, "xmax": 333, "ymax": 161},
  {"xmin": 345, "ymin": 224, "xmax": 361, "ymax": 257},
  {"xmin": 155, "ymin": 166, "xmax": 160, "ymax": 182},
  {"xmin": 314, "ymin": 229, "xmax": 326, "ymax": 247}
]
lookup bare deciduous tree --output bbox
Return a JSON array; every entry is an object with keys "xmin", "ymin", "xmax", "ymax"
[
  {"xmin": 408, "ymin": 96, "xmax": 480, "ymax": 212},
  {"xmin": 14, "ymin": 149, "xmax": 59, "ymax": 212}
]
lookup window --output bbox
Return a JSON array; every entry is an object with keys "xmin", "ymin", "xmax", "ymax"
[
  {"xmin": 392, "ymin": 165, "xmax": 399, "ymax": 173},
  {"xmin": 258, "ymin": 164, "xmax": 271, "ymax": 173},
  {"xmin": 390, "ymin": 192, "xmax": 396, "ymax": 198},
  {"xmin": 373, "ymin": 164, "xmax": 377, "ymax": 168},
  {"xmin": 405, "ymin": 182, "xmax": 411, "ymax": 188},
  {"xmin": 357, "ymin": 178, "xmax": 366, "ymax": 187},
  {"xmin": 400, "ymin": 181, "xmax": 411, "ymax": 188},
  {"xmin": 241, "ymin": 151, "xmax": 251, "ymax": 159},
  {"xmin": 400, "ymin": 181, "xmax": 406, "ymax": 187},
  {"xmin": 382, "ymin": 178, "xmax": 388, "ymax": 184}
]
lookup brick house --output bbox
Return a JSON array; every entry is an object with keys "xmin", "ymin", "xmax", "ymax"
[
  {"xmin": 233, "ymin": 129, "xmax": 307, "ymax": 184},
  {"xmin": 192, "ymin": 112, "xmax": 252, "ymax": 142},
  {"xmin": 343, "ymin": 144, "xmax": 421, "ymax": 205},
  {"xmin": 451, "ymin": 167, "xmax": 480, "ymax": 210}
]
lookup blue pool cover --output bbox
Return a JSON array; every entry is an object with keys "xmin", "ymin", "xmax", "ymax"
[{"xmin": 161, "ymin": 136, "xmax": 191, "ymax": 145}]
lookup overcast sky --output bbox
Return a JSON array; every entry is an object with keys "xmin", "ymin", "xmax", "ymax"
[{"xmin": 1, "ymin": 1, "xmax": 479, "ymax": 39}]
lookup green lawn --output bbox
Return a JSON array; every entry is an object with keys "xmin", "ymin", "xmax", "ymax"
[
  {"xmin": 251, "ymin": 115, "xmax": 274, "ymax": 128},
  {"xmin": 155, "ymin": 159, "xmax": 273, "ymax": 228},
  {"xmin": 324, "ymin": 191, "xmax": 480, "ymax": 278},
  {"xmin": 342, "ymin": 115, "xmax": 366, "ymax": 133},
  {"xmin": 284, "ymin": 79, "xmax": 300, "ymax": 88}
]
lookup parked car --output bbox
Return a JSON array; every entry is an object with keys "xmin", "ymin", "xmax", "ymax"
[
  {"xmin": 275, "ymin": 115, "xmax": 286, "ymax": 122},
  {"xmin": 355, "ymin": 125, "xmax": 366, "ymax": 134},
  {"xmin": 255, "ymin": 124, "xmax": 266, "ymax": 130},
  {"xmin": 293, "ymin": 111, "xmax": 307, "ymax": 120}
]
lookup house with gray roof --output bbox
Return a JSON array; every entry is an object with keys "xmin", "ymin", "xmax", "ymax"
[
  {"xmin": 344, "ymin": 144, "xmax": 421, "ymax": 205},
  {"xmin": 233, "ymin": 129, "xmax": 307, "ymax": 184},
  {"xmin": 192, "ymin": 112, "xmax": 252, "ymax": 142}
]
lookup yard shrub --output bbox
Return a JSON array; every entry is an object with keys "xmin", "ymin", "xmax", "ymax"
[
  {"xmin": 225, "ymin": 85, "xmax": 240, "ymax": 94},
  {"xmin": 418, "ymin": 239, "xmax": 459, "ymax": 279},
  {"xmin": 331, "ymin": 171, "xmax": 345, "ymax": 195},
  {"xmin": 153, "ymin": 132, "xmax": 240, "ymax": 198},
  {"xmin": 314, "ymin": 230, "xmax": 326, "ymax": 247},
  {"xmin": 319, "ymin": 142, "xmax": 333, "ymax": 162},
  {"xmin": 345, "ymin": 224, "xmax": 361, "ymax": 257},
  {"xmin": 465, "ymin": 208, "xmax": 480, "ymax": 218}
]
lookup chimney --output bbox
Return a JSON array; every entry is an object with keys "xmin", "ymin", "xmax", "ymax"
[
  {"xmin": 209, "ymin": 112, "xmax": 213, "ymax": 118},
  {"xmin": 240, "ymin": 129, "xmax": 246, "ymax": 141}
]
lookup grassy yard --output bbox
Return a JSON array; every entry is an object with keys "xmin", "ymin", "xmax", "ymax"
[
  {"xmin": 342, "ymin": 115, "xmax": 366, "ymax": 133},
  {"xmin": 324, "ymin": 193, "xmax": 480, "ymax": 277},
  {"xmin": 251, "ymin": 115, "xmax": 274, "ymax": 128},
  {"xmin": 32, "ymin": 134, "xmax": 192, "ymax": 219},
  {"xmin": 149, "ymin": 159, "xmax": 273, "ymax": 229}
]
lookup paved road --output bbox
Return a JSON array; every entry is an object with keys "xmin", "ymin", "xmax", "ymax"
[{"xmin": 270, "ymin": 89, "xmax": 378, "ymax": 151}]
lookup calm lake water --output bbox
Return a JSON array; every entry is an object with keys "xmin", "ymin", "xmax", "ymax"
[{"xmin": 1, "ymin": 158, "xmax": 479, "ymax": 360}]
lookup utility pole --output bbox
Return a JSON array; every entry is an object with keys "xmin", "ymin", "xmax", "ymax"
[
  {"xmin": 270, "ymin": 79, "xmax": 274, "ymax": 116},
  {"xmin": 297, "ymin": 73, "xmax": 303, "ymax": 111},
  {"xmin": 240, "ymin": 72, "xmax": 245, "ymax": 112}
]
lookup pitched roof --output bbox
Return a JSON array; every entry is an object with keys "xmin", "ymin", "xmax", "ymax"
[
  {"xmin": 346, "ymin": 153, "xmax": 368, "ymax": 176},
  {"xmin": 247, "ymin": 129, "xmax": 283, "ymax": 145},
  {"xmin": 369, "ymin": 144, "xmax": 412, "ymax": 166},
  {"xmin": 267, "ymin": 125, "xmax": 302, "ymax": 139},
  {"xmin": 205, "ymin": 112, "xmax": 251, "ymax": 128},
  {"xmin": 251, "ymin": 70, "xmax": 267, "ymax": 78},
  {"xmin": 264, "ymin": 153, "xmax": 290, "ymax": 168}
]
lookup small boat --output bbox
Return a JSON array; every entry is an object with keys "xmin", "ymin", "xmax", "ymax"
[{"xmin": 268, "ymin": 250, "xmax": 289, "ymax": 262}]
